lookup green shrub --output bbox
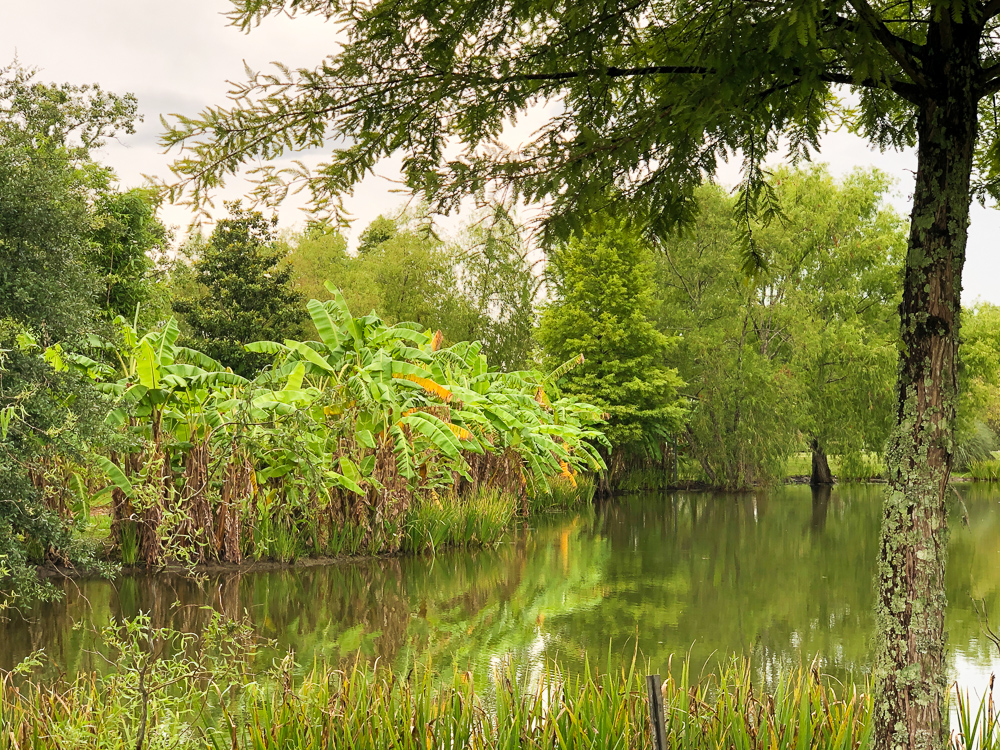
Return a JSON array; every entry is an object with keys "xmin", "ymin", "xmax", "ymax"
[
  {"xmin": 968, "ymin": 458, "xmax": 1000, "ymax": 482},
  {"xmin": 8, "ymin": 643, "xmax": 998, "ymax": 750}
]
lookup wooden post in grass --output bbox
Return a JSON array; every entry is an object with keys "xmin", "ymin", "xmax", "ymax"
[{"xmin": 646, "ymin": 674, "xmax": 667, "ymax": 750}]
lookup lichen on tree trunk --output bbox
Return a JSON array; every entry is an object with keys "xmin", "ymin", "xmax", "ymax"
[{"xmin": 872, "ymin": 22, "xmax": 978, "ymax": 750}]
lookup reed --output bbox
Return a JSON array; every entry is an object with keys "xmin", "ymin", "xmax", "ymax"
[
  {"xmin": 3, "ymin": 645, "xmax": 996, "ymax": 750},
  {"xmin": 403, "ymin": 488, "xmax": 517, "ymax": 553},
  {"xmin": 968, "ymin": 458, "xmax": 1000, "ymax": 482}
]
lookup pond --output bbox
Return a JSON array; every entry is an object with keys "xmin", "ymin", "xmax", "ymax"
[{"xmin": 3, "ymin": 484, "xmax": 999, "ymax": 688}]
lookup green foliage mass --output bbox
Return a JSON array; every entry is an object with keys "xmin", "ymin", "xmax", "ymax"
[
  {"xmin": 88, "ymin": 187, "xmax": 169, "ymax": 326},
  {"xmin": 285, "ymin": 206, "xmax": 539, "ymax": 371},
  {"xmin": 172, "ymin": 202, "xmax": 306, "ymax": 377},
  {"xmin": 537, "ymin": 219, "xmax": 685, "ymax": 458},
  {"xmin": 653, "ymin": 186, "xmax": 800, "ymax": 488},
  {"xmin": 82, "ymin": 284, "xmax": 606, "ymax": 568},
  {"xmin": 767, "ymin": 167, "xmax": 903, "ymax": 468},
  {"xmin": 956, "ymin": 303, "xmax": 1000, "ymax": 468},
  {"xmin": 0, "ymin": 63, "xmax": 135, "ymax": 607},
  {"xmin": 452, "ymin": 206, "xmax": 540, "ymax": 372},
  {"xmin": 654, "ymin": 166, "xmax": 904, "ymax": 488}
]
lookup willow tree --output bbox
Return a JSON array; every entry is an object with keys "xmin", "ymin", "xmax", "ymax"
[{"xmin": 164, "ymin": 2, "xmax": 1000, "ymax": 747}]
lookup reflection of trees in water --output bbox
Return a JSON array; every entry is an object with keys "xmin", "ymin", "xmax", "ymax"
[
  {"xmin": 542, "ymin": 487, "xmax": 884, "ymax": 683},
  {"xmin": 0, "ymin": 515, "xmax": 611, "ymax": 683},
  {"xmin": 811, "ymin": 485, "xmax": 831, "ymax": 534},
  {"xmin": 2, "ymin": 486, "xmax": 999, "ymax": 687},
  {"xmin": 946, "ymin": 484, "xmax": 1000, "ymax": 668}
]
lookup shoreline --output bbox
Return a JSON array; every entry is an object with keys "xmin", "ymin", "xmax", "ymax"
[{"xmin": 41, "ymin": 477, "xmax": 985, "ymax": 582}]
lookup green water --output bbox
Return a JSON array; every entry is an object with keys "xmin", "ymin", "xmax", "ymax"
[{"xmin": 3, "ymin": 484, "xmax": 999, "ymax": 686}]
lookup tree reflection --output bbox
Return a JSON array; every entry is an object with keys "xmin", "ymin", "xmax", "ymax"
[{"xmin": 2, "ymin": 485, "xmax": 998, "ymax": 688}]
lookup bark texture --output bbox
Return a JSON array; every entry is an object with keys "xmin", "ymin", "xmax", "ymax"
[
  {"xmin": 872, "ymin": 20, "xmax": 979, "ymax": 750},
  {"xmin": 809, "ymin": 438, "xmax": 834, "ymax": 486}
]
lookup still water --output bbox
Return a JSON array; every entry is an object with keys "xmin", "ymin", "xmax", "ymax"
[{"xmin": 3, "ymin": 484, "xmax": 999, "ymax": 687}]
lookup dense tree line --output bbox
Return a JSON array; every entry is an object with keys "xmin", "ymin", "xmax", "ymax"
[
  {"xmin": 7, "ymin": 60, "xmax": 1000, "ymax": 750},
  {"xmin": 0, "ymin": 63, "xmax": 164, "ymax": 605},
  {"xmin": 6, "ymin": 58, "xmax": 1000, "ymax": 604}
]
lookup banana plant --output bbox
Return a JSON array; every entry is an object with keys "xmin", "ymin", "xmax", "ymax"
[
  {"xmin": 56, "ymin": 284, "xmax": 609, "ymax": 568},
  {"xmin": 246, "ymin": 283, "xmax": 608, "ymax": 500}
]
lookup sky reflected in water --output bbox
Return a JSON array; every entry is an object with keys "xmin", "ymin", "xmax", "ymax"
[{"xmin": 2, "ymin": 484, "xmax": 998, "ymax": 690}]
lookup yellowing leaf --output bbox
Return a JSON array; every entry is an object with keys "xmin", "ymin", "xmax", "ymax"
[
  {"xmin": 559, "ymin": 460, "xmax": 578, "ymax": 487},
  {"xmin": 393, "ymin": 373, "xmax": 452, "ymax": 402}
]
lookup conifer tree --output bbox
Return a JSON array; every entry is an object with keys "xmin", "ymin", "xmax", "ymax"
[{"xmin": 537, "ymin": 220, "xmax": 685, "ymax": 479}]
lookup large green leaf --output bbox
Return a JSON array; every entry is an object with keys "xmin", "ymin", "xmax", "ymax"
[
  {"xmin": 284, "ymin": 339, "xmax": 336, "ymax": 374},
  {"xmin": 400, "ymin": 411, "xmax": 465, "ymax": 462},
  {"xmin": 307, "ymin": 298, "xmax": 342, "ymax": 349},
  {"xmin": 174, "ymin": 346, "xmax": 224, "ymax": 370},
  {"xmin": 245, "ymin": 340, "xmax": 289, "ymax": 355},
  {"xmin": 95, "ymin": 456, "xmax": 134, "ymax": 498},
  {"xmin": 136, "ymin": 340, "xmax": 160, "ymax": 390}
]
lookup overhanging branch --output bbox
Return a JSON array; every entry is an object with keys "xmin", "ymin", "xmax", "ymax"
[
  {"xmin": 983, "ymin": 0, "xmax": 1000, "ymax": 23},
  {"xmin": 978, "ymin": 71, "xmax": 1000, "ymax": 96},
  {"xmin": 846, "ymin": 0, "xmax": 929, "ymax": 88},
  {"xmin": 491, "ymin": 64, "xmax": 714, "ymax": 83},
  {"xmin": 470, "ymin": 63, "xmax": 919, "ymax": 102}
]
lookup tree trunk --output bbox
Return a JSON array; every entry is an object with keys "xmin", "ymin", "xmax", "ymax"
[
  {"xmin": 809, "ymin": 437, "xmax": 834, "ymax": 486},
  {"xmin": 873, "ymin": 22, "xmax": 979, "ymax": 750}
]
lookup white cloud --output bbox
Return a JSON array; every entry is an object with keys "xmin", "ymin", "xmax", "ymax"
[{"xmin": 3, "ymin": 1, "xmax": 998, "ymax": 302}]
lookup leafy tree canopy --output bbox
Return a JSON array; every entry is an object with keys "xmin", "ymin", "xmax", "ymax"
[
  {"xmin": 88, "ymin": 188, "xmax": 170, "ymax": 326},
  {"xmin": 956, "ymin": 303, "xmax": 1000, "ymax": 465},
  {"xmin": 537, "ymin": 218, "xmax": 685, "ymax": 459},
  {"xmin": 0, "ymin": 62, "xmax": 135, "ymax": 607},
  {"xmin": 451, "ymin": 206, "xmax": 540, "ymax": 371},
  {"xmin": 161, "ymin": 0, "xmax": 998, "ymax": 246},
  {"xmin": 285, "ymin": 206, "xmax": 539, "ymax": 370},
  {"xmin": 762, "ymin": 166, "xmax": 904, "ymax": 469},
  {"xmin": 654, "ymin": 166, "xmax": 905, "ymax": 488},
  {"xmin": 172, "ymin": 202, "xmax": 307, "ymax": 376}
]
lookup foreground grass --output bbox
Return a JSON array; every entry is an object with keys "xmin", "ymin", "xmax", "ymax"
[
  {"xmin": 0, "ymin": 655, "xmax": 864, "ymax": 750},
  {"xmin": 2, "ymin": 640, "xmax": 996, "ymax": 750}
]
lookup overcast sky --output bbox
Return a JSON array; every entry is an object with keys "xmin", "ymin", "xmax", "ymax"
[{"xmin": 4, "ymin": 0, "xmax": 999, "ymax": 304}]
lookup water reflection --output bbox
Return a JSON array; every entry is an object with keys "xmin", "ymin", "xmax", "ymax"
[{"xmin": 3, "ymin": 485, "xmax": 999, "ymax": 688}]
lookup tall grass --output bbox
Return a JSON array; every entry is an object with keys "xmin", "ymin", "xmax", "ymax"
[
  {"xmin": 118, "ymin": 520, "xmax": 140, "ymax": 566},
  {"xmin": 836, "ymin": 453, "xmax": 884, "ymax": 483},
  {"xmin": 236, "ymin": 476, "xmax": 596, "ymax": 563},
  {"xmin": 783, "ymin": 452, "xmax": 883, "ymax": 483},
  {"xmin": 968, "ymin": 458, "xmax": 1000, "ymax": 482},
  {"xmin": 403, "ymin": 488, "xmax": 517, "ymax": 553},
  {"xmin": 529, "ymin": 474, "xmax": 596, "ymax": 513},
  {"xmin": 3, "ymin": 650, "xmax": 995, "ymax": 750}
]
